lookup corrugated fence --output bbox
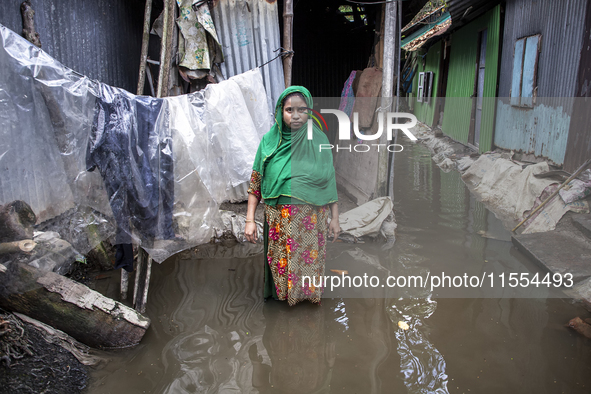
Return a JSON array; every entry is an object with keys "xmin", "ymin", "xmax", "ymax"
[
  {"xmin": 212, "ymin": 0, "xmax": 284, "ymax": 112},
  {"xmin": 0, "ymin": 0, "xmax": 145, "ymax": 92}
]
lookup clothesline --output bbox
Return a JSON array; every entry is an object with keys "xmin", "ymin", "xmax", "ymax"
[{"xmin": 257, "ymin": 48, "xmax": 294, "ymax": 69}]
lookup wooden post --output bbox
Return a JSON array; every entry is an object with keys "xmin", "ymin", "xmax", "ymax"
[
  {"xmin": 283, "ymin": 0, "xmax": 294, "ymax": 88},
  {"xmin": 168, "ymin": 3, "xmax": 179, "ymax": 96},
  {"xmin": 133, "ymin": 248, "xmax": 143, "ymax": 307},
  {"xmin": 133, "ymin": 248, "xmax": 152, "ymax": 314},
  {"xmin": 377, "ymin": 1, "xmax": 397, "ymax": 198},
  {"xmin": 120, "ymin": 270, "xmax": 129, "ymax": 300},
  {"xmin": 137, "ymin": 0, "xmax": 153, "ymax": 95}
]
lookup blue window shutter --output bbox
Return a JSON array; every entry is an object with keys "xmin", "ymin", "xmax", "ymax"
[
  {"xmin": 521, "ymin": 35, "xmax": 540, "ymax": 107},
  {"xmin": 511, "ymin": 38, "xmax": 525, "ymax": 106}
]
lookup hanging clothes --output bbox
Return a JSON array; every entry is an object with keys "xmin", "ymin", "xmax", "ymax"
[
  {"xmin": 338, "ymin": 70, "xmax": 357, "ymax": 118},
  {"xmin": 176, "ymin": 0, "xmax": 223, "ymax": 71},
  {"xmin": 86, "ymin": 84, "xmax": 175, "ymax": 248}
]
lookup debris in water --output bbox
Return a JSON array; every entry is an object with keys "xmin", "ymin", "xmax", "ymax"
[
  {"xmin": 330, "ymin": 269, "xmax": 349, "ymax": 275},
  {"xmin": 398, "ymin": 321, "xmax": 410, "ymax": 330},
  {"xmin": 568, "ymin": 317, "xmax": 591, "ymax": 339}
]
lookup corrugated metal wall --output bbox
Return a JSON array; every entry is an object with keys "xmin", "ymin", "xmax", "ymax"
[
  {"xmin": 0, "ymin": 0, "xmax": 145, "ymax": 92},
  {"xmin": 494, "ymin": 0, "xmax": 587, "ymax": 165},
  {"xmin": 497, "ymin": 0, "xmax": 585, "ymax": 98},
  {"xmin": 412, "ymin": 41, "xmax": 441, "ymax": 127},
  {"xmin": 441, "ymin": 5, "xmax": 501, "ymax": 153},
  {"xmin": 212, "ymin": 0, "xmax": 284, "ymax": 112},
  {"xmin": 564, "ymin": 0, "xmax": 591, "ymax": 172}
]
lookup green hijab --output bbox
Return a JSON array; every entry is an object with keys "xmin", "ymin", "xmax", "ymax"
[{"xmin": 252, "ymin": 86, "xmax": 338, "ymax": 206}]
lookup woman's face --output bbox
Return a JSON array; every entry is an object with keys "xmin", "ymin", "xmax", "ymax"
[{"xmin": 282, "ymin": 95, "xmax": 309, "ymax": 130}]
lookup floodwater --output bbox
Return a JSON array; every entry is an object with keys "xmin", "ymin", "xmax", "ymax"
[{"xmin": 88, "ymin": 142, "xmax": 591, "ymax": 394}]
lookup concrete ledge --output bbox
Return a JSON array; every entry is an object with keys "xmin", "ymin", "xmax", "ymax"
[
  {"xmin": 512, "ymin": 231, "xmax": 591, "ymax": 283},
  {"xmin": 572, "ymin": 214, "xmax": 591, "ymax": 239}
]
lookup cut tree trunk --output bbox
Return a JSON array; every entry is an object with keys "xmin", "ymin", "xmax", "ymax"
[
  {"xmin": 0, "ymin": 262, "xmax": 150, "ymax": 349},
  {"xmin": 0, "ymin": 201, "xmax": 37, "ymax": 243}
]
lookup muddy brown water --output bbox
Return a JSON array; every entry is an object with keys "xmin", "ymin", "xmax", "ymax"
[{"xmin": 88, "ymin": 143, "xmax": 591, "ymax": 393}]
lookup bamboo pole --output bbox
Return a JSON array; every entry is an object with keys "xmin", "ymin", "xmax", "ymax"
[
  {"xmin": 157, "ymin": 0, "xmax": 175, "ymax": 98},
  {"xmin": 512, "ymin": 157, "xmax": 591, "ymax": 232},
  {"xmin": 0, "ymin": 240, "xmax": 36, "ymax": 255},
  {"xmin": 137, "ymin": 0, "xmax": 153, "ymax": 95},
  {"xmin": 283, "ymin": 0, "xmax": 294, "ymax": 88}
]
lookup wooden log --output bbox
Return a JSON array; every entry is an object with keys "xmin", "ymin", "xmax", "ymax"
[
  {"xmin": 14, "ymin": 313, "xmax": 105, "ymax": 367},
  {"xmin": 0, "ymin": 240, "xmax": 36, "ymax": 255},
  {"xmin": 0, "ymin": 262, "xmax": 150, "ymax": 349},
  {"xmin": 0, "ymin": 201, "xmax": 37, "ymax": 243}
]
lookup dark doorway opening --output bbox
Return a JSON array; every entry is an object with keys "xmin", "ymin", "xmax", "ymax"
[{"xmin": 279, "ymin": 0, "xmax": 377, "ymax": 98}]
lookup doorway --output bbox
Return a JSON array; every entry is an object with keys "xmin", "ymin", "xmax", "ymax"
[{"xmin": 470, "ymin": 29, "xmax": 487, "ymax": 147}]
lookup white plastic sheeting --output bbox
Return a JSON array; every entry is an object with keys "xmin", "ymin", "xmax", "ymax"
[
  {"xmin": 0, "ymin": 24, "xmax": 272, "ymax": 262},
  {"xmin": 462, "ymin": 154, "xmax": 556, "ymax": 221},
  {"xmin": 338, "ymin": 197, "xmax": 395, "ymax": 238}
]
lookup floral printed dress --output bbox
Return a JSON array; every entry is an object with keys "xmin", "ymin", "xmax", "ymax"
[{"xmin": 248, "ymin": 170, "xmax": 328, "ymax": 306}]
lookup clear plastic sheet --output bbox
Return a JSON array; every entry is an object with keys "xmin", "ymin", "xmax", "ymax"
[{"xmin": 0, "ymin": 24, "xmax": 271, "ymax": 263}]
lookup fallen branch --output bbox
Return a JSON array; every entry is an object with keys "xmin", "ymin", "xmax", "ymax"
[{"xmin": 20, "ymin": 1, "xmax": 41, "ymax": 48}]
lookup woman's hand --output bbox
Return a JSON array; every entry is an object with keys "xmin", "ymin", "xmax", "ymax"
[
  {"xmin": 245, "ymin": 221, "xmax": 258, "ymax": 244},
  {"xmin": 328, "ymin": 202, "xmax": 340, "ymax": 242},
  {"xmin": 328, "ymin": 217, "xmax": 340, "ymax": 242},
  {"xmin": 245, "ymin": 193, "xmax": 260, "ymax": 244}
]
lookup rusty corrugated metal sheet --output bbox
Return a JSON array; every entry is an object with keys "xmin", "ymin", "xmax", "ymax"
[
  {"xmin": 211, "ymin": 0, "xmax": 284, "ymax": 111},
  {"xmin": 0, "ymin": 0, "xmax": 145, "ymax": 92},
  {"xmin": 494, "ymin": 0, "xmax": 588, "ymax": 165},
  {"xmin": 440, "ymin": 5, "xmax": 501, "ymax": 153}
]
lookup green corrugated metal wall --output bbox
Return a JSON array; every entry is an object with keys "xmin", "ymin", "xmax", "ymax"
[
  {"xmin": 441, "ymin": 5, "xmax": 501, "ymax": 152},
  {"xmin": 412, "ymin": 41, "xmax": 442, "ymax": 127}
]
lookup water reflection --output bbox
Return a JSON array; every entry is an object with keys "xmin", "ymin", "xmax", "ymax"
[
  {"xmin": 389, "ymin": 297, "xmax": 448, "ymax": 394},
  {"xmin": 88, "ymin": 141, "xmax": 591, "ymax": 394},
  {"xmin": 250, "ymin": 302, "xmax": 335, "ymax": 393}
]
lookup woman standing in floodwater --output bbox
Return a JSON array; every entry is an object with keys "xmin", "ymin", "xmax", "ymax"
[{"xmin": 244, "ymin": 86, "xmax": 340, "ymax": 306}]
